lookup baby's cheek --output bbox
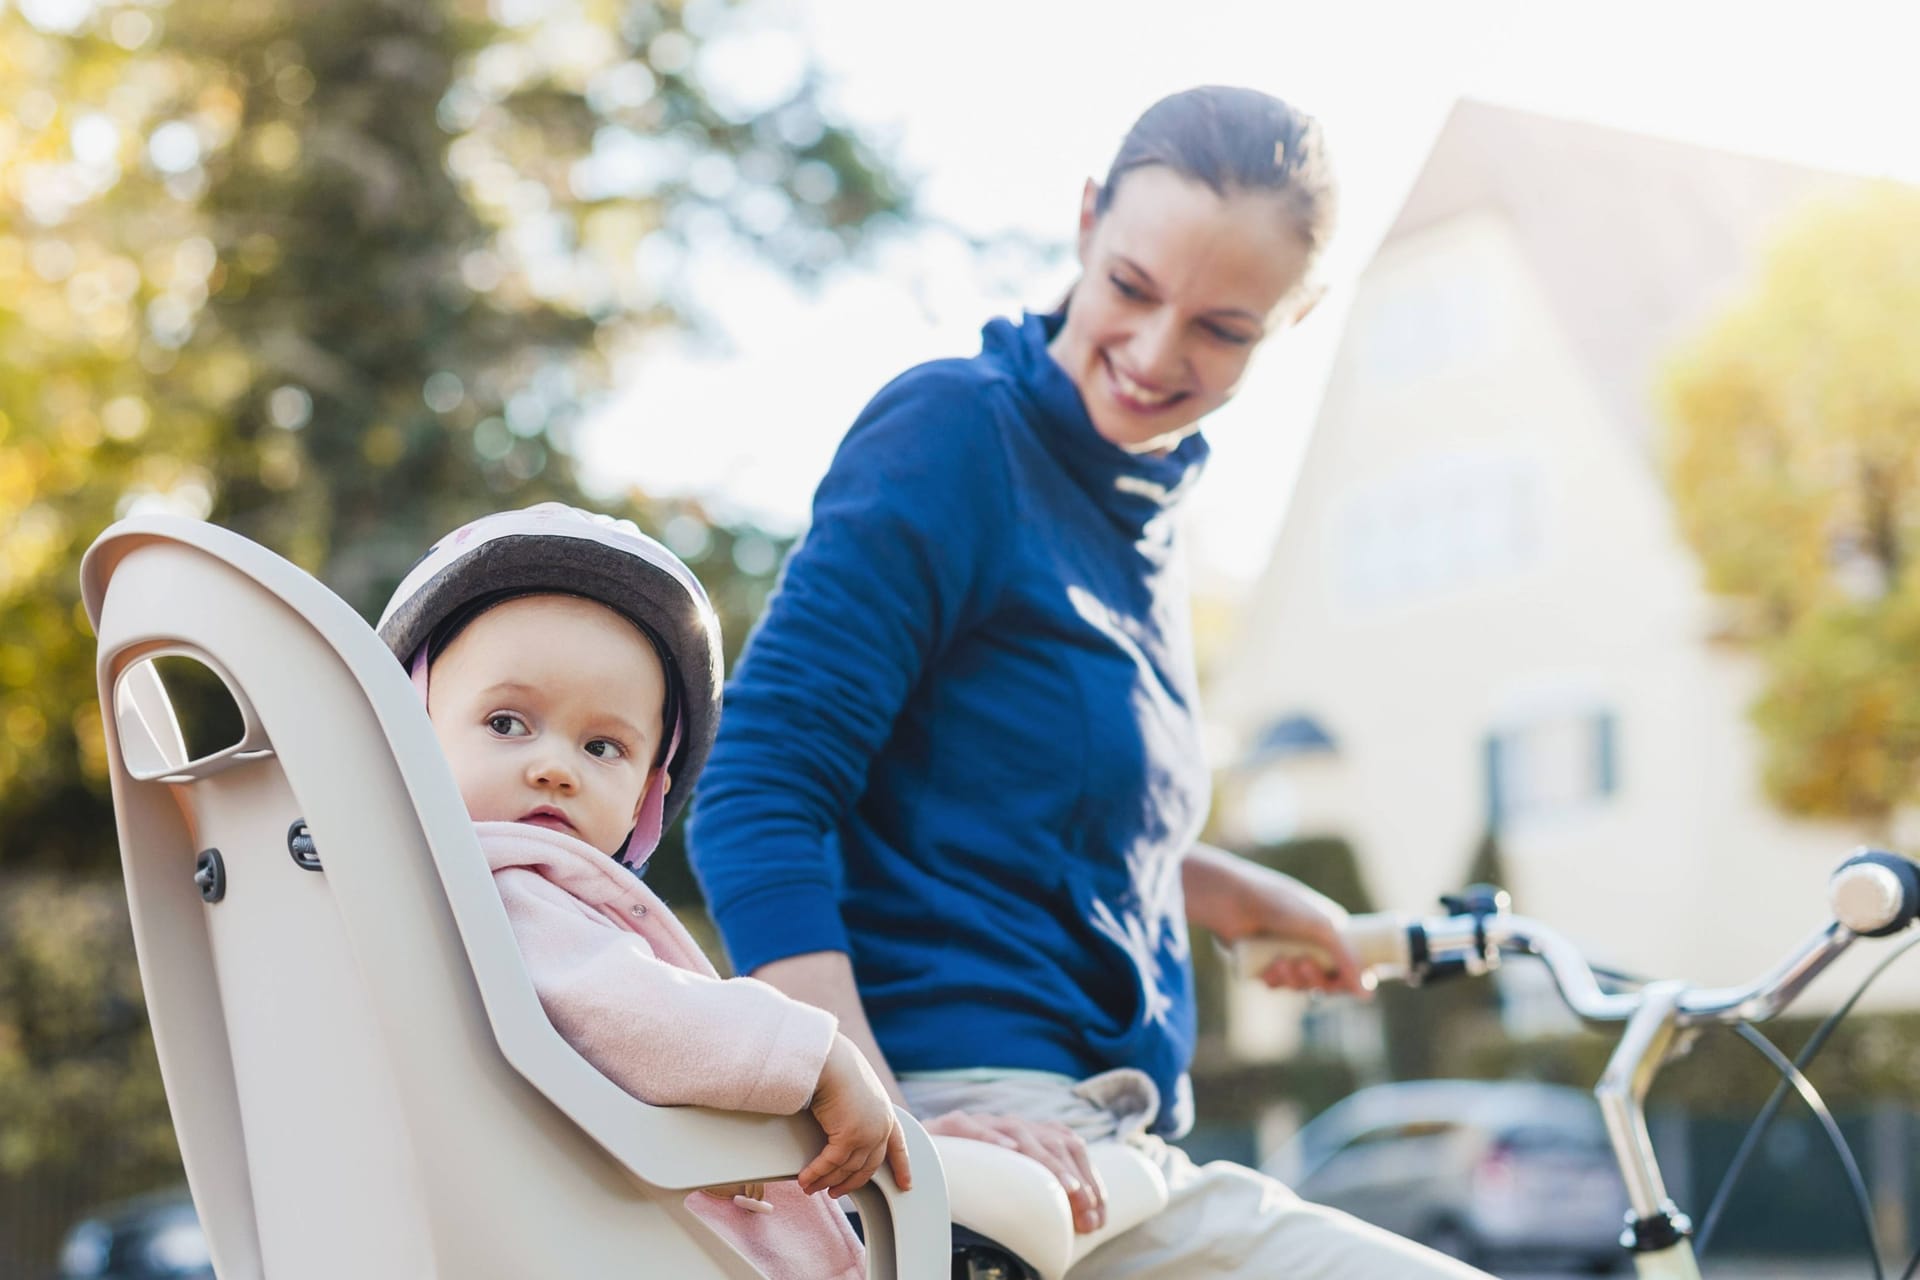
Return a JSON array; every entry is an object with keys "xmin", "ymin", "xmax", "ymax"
[
  {"xmin": 451, "ymin": 777, "xmax": 490, "ymax": 821},
  {"xmin": 457, "ymin": 784, "xmax": 497, "ymax": 822},
  {"xmin": 439, "ymin": 740, "xmax": 502, "ymax": 821}
]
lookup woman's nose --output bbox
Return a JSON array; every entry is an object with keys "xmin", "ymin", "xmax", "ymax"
[{"xmin": 1129, "ymin": 311, "xmax": 1185, "ymax": 380}]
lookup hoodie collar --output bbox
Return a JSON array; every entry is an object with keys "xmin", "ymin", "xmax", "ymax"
[{"xmin": 984, "ymin": 310, "xmax": 1210, "ymax": 535}]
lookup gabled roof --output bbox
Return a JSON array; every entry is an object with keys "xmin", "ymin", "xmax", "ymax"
[{"xmin": 1379, "ymin": 99, "xmax": 1851, "ymax": 449}]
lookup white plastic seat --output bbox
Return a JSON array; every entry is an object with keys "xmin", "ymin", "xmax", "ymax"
[
  {"xmin": 933, "ymin": 1137, "xmax": 1169, "ymax": 1280},
  {"xmin": 82, "ymin": 514, "xmax": 950, "ymax": 1279}
]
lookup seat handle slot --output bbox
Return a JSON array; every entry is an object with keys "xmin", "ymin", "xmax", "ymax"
[{"xmin": 109, "ymin": 644, "xmax": 274, "ymax": 783}]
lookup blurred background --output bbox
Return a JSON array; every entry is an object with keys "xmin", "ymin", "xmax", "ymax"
[{"xmin": 4, "ymin": 0, "xmax": 1919, "ymax": 1275}]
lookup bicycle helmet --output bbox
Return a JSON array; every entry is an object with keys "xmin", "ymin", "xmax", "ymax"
[{"xmin": 377, "ymin": 503, "xmax": 721, "ymax": 860}]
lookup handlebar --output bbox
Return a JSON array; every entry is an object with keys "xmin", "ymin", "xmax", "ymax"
[
  {"xmin": 1235, "ymin": 846, "xmax": 1920, "ymax": 1254},
  {"xmin": 1233, "ymin": 847, "xmax": 1920, "ymax": 1027}
]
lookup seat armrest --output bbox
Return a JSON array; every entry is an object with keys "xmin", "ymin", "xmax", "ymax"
[{"xmin": 845, "ymin": 1108, "xmax": 950, "ymax": 1279}]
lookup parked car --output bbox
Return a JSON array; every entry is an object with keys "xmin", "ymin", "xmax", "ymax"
[
  {"xmin": 55, "ymin": 1187, "xmax": 212, "ymax": 1280},
  {"xmin": 1264, "ymin": 1079, "xmax": 1628, "ymax": 1273}
]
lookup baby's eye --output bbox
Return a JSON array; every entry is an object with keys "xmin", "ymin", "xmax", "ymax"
[
  {"xmin": 1109, "ymin": 274, "xmax": 1149, "ymax": 303},
  {"xmin": 488, "ymin": 713, "xmax": 529, "ymax": 737},
  {"xmin": 585, "ymin": 738, "xmax": 627, "ymax": 761}
]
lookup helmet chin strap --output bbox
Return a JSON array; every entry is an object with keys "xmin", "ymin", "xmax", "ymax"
[
  {"xmin": 620, "ymin": 712, "xmax": 682, "ymax": 870},
  {"xmin": 408, "ymin": 642, "xmax": 682, "ymax": 871},
  {"xmin": 409, "ymin": 642, "xmax": 432, "ymax": 701}
]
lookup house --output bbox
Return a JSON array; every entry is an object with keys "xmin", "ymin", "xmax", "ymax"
[{"xmin": 1207, "ymin": 99, "xmax": 1905, "ymax": 1056}]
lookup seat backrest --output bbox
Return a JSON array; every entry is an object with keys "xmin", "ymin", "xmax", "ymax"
[{"xmin": 81, "ymin": 515, "xmax": 947, "ymax": 1280}]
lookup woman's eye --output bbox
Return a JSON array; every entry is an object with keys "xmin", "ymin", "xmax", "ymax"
[
  {"xmin": 1203, "ymin": 321, "xmax": 1256, "ymax": 346},
  {"xmin": 1109, "ymin": 274, "xmax": 1148, "ymax": 302},
  {"xmin": 585, "ymin": 738, "xmax": 627, "ymax": 761},
  {"xmin": 488, "ymin": 714, "xmax": 528, "ymax": 737}
]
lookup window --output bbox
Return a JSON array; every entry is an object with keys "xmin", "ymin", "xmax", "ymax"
[
  {"xmin": 1356, "ymin": 265, "xmax": 1495, "ymax": 385},
  {"xmin": 1485, "ymin": 710, "xmax": 1618, "ymax": 828},
  {"xmin": 1330, "ymin": 452, "xmax": 1543, "ymax": 612}
]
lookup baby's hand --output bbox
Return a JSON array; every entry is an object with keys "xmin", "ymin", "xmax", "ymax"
[
  {"xmin": 699, "ymin": 1183, "xmax": 771, "ymax": 1213},
  {"xmin": 798, "ymin": 1034, "xmax": 911, "ymax": 1198}
]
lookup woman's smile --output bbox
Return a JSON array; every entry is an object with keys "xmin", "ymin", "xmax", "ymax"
[{"xmin": 1103, "ymin": 354, "xmax": 1185, "ymax": 413}]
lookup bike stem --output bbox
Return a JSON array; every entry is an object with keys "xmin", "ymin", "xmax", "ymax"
[{"xmin": 1596, "ymin": 981, "xmax": 1702, "ymax": 1279}]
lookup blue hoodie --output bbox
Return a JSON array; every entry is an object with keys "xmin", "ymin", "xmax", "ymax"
[{"xmin": 689, "ymin": 312, "xmax": 1211, "ymax": 1135}]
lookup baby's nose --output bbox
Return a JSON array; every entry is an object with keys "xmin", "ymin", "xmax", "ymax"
[{"xmin": 530, "ymin": 757, "xmax": 578, "ymax": 791}]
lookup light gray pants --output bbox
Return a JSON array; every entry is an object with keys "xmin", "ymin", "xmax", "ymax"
[{"xmin": 901, "ymin": 1070, "xmax": 1491, "ymax": 1280}]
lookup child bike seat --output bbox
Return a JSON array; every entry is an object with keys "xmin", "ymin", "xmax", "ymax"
[{"xmin": 81, "ymin": 515, "xmax": 949, "ymax": 1279}]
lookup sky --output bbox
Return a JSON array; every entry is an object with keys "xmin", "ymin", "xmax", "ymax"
[{"xmin": 576, "ymin": 0, "xmax": 1920, "ymax": 593}]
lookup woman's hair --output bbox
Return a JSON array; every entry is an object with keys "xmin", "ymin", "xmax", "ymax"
[{"xmin": 1097, "ymin": 85, "xmax": 1339, "ymax": 267}]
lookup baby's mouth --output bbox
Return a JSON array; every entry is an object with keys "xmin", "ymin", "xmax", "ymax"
[{"xmin": 519, "ymin": 807, "xmax": 576, "ymax": 833}]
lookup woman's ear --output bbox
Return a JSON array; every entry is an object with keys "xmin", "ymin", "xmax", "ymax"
[
  {"xmin": 1284, "ymin": 280, "xmax": 1329, "ymax": 328},
  {"xmin": 1077, "ymin": 178, "xmax": 1101, "ymax": 258}
]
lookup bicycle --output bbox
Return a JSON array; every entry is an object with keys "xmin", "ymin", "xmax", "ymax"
[{"xmin": 1236, "ymin": 847, "xmax": 1920, "ymax": 1280}]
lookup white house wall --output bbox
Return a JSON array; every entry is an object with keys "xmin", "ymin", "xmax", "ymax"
[{"xmin": 1216, "ymin": 209, "xmax": 1907, "ymax": 1014}]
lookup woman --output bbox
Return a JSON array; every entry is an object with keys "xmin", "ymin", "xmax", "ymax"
[{"xmin": 690, "ymin": 87, "xmax": 1488, "ymax": 1278}]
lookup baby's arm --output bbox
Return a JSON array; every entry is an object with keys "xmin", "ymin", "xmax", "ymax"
[
  {"xmin": 495, "ymin": 867, "xmax": 834, "ymax": 1113},
  {"xmin": 496, "ymin": 868, "xmax": 909, "ymax": 1196}
]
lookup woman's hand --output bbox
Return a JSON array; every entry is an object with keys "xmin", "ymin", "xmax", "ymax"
[
  {"xmin": 799, "ymin": 1034, "xmax": 912, "ymax": 1198},
  {"xmin": 923, "ymin": 1111, "xmax": 1108, "ymax": 1235},
  {"xmin": 1182, "ymin": 842, "xmax": 1370, "ymax": 997}
]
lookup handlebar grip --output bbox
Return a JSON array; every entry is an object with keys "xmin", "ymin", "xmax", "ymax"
[
  {"xmin": 1231, "ymin": 913, "xmax": 1417, "ymax": 983},
  {"xmin": 1830, "ymin": 849, "xmax": 1920, "ymax": 937}
]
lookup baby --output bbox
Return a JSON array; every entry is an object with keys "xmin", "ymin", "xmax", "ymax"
[{"xmin": 378, "ymin": 504, "xmax": 904, "ymax": 1280}]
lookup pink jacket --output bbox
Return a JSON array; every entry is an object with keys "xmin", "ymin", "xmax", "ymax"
[{"xmin": 478, "ymin": 821, "xmax": 865, "ymax": 1280}]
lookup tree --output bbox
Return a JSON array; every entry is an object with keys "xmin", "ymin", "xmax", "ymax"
[
  {"xmin": 0, "ymin": 0, "xmax": 909, "ymax": 872},
  {"xmin": 1663, "ymin": 182, "xmax": 1920, "ymax": 828}
]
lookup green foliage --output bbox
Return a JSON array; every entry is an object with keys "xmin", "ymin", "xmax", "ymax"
[
  {"xmin": 1458, "ymin": 1009, "xmax": 1920, "ymax": 1113},
  {"xmin": 1662, "ymin": 182, "xmax": 1920, "ymax": 825},
  {"xmin": 0, "ymin": 0, "xmax": 906, "ymax": 872},
  {"xmin": 0, "ymin": 876, "xmax": 183, "ymax": 1274},
  {"xmin": 1189, "ymin": 1054, "xmax": 1360, "ymax": 1135},
  {"xmin": 1749, "ymin": 594, "xmax": 1920, "ymax": 822}
]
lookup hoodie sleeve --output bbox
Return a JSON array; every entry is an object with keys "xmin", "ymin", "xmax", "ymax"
[
  {"xmin": 494, "ymin": 867, "xmax": 837, "ymax": 1114},
  {"xmin": 687, "ymin": 363, "xmax": 1015, "ymax": 975}
]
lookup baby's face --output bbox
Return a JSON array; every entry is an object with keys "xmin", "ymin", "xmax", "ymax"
[{"xmin": 428, "ymin": 594, "xmax": 667, "ymax": 855}]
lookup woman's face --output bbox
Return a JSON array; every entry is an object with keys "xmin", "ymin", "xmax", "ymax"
[{"xmin": 1050, "ymin": 165, "xmax": 1318, "ymax": 453}]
